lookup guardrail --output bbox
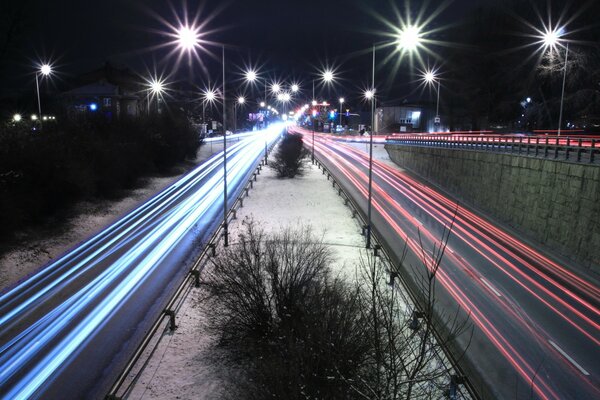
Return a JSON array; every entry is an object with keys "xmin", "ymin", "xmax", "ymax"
[
  {"xmin": 386, "ymin": 135, "xmax": 599, "ymax": 164},
  {"xmin": 106, "ymin": 139, "xmax": 278, "ymax": 400},
  {"xmin": 311, "ymin": 156, "xmax": 478, "ymax": 400}
]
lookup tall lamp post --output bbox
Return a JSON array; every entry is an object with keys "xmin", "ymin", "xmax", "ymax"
[
  {"xmin": 424, "ymin": 71, "xmax": 441, "ymax": 126},
  {"xmin": 147, "ymin": 78, "xmax": 165, "ymax": 115},
  {"xmin": 35, "ymin": 64, "xmax": 52, "ymax": 131},
  {"xmin": 365, "ymin": 27, "xmax": 423, "ymax": 249},
  {"xmin": 541, "ymin": 27, "xmax": 569, "ymax": 136},
  {"xmin": 176, "ymin": 26, "xmax": 229, "ymax": 246},
  {"xmin": 235, "ymin": 96, "xmax": 245, "ymax": 132},
  {"xmin": 311, "ymin": 100, "xmax": 318, "ymax": 162},
  {"xmin": 338, "ymin": 97, "xmax": 345, "ymax": 129}
]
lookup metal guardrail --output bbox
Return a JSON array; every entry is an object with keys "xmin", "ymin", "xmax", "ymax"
[
  {"xmin": 106, "ymin": 139, "xmax": 278, "ymax": 400},
  {"xmin": 312, "ymin": 157, "xmax": 479, "ymax": 400},
  {"xmin": 387, "ymin": 135, "xmax": 599, "ymax": 164}
]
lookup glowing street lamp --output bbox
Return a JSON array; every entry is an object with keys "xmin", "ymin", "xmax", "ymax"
[
  {"xmin": 396, "ymin": 25, "xmax": 422, "ymax": 52},
  {"xmin": 363, "ymin": 27, "xmax": 424, "ymax": 248},
  {"xmin": 35, "ymin": 63, "xmax": 52, "ymax": 130},
  {"xmin": 176, "ymin": 23, "xmax": 229, "ymax": 244},
  {"xmin": 540, "ymin": 26, "xmax": 568, "ymax": 135},
  {"xmin": 271, "ymin": 83, "xmax": 281, "ymax": 94},
  {"xmin": 423, "ymin": 70, "xmax": 441, "ymax": 125},
  {"xmin": 245, "ymin": 70, "xmax": 257, "ymax": 82},
  {"xmin": 176, "ymin": 25, "xmax": 200, "ymax": 51},
  {"xmin": 13, "ymin": 113, "xmax": 22, "ymax": 122},
  {"xmin": 291, "ymin": 84, "xmax": 299, "ymax": 93},
  {"xmin": 234, "ymin": 96, "xmax": 245, "ymax": 132},
  {"xmin": 147, "ymin": 77, "xmax": 165, "ymax": 115}
]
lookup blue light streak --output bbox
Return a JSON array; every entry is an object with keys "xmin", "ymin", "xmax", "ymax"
[{"xmin": 0, "ymin": 125, "xmax": 283, "ymax": 398}]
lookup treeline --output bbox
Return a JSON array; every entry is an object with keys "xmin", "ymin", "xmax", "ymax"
[{"xmin": 0, "ymin": 111, "xmax": 200, "ymax": 238}]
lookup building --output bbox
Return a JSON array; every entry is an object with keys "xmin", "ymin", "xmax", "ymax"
[
  {"xmin": 373, "ymin": 102, "xmax": 446, "ymax": 133},
  {"xmin": 62, "ymin": 62, "xmax": 145, "ymax": 118}
]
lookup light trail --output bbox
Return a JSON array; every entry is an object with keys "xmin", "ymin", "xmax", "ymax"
[
  {"xmin": 0, "ymin": 125, "xmax": 283, "ymax": 399},
  {"xmin": 294, "ymin": 126, "xmax": 600, "ymax": 400}
]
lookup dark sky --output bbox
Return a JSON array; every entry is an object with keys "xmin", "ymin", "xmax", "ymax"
[
  {"xmin": 1, "ymin": 0, "xmax": 484, "ymax": 98},
  {"xmin": 5, "ymin": 0, "xmax": 593, "ymax": 107}
]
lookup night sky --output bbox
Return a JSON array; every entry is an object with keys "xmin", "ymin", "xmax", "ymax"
[{"xmin": 1, "ymin": 0, "xmax": 597, "ymax": 107}]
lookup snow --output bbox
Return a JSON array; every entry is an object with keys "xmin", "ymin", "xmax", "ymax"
[
  {"xmin": 0, "ymin": 144, "xmax": 221, "ymax": 292},
  {"xmin": 125, "ymin": 156, "xmax": 369, "ymax": 399}
]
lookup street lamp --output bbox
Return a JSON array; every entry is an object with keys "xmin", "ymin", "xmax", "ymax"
[
  {"xmin": 245, "ymin": 69, "xmax": 268, "ymax": 117},
  {"xmin": 176, "ymin": 24, "xmax": 230, "ymax": 246},
  {"xmin": 338, "ymin": 97, "xmax": 344, "ymax": 129},
  {"xmin": 423, "ymin": 70, "xmax": 441, "ymax": 126},
  {"xmin": 35, "ymin": 63, "xmax": 52, "ymax": 130},
  {"xmin": 147, "ymin": 78, "xmax": 165, "ymax": 115},
  {"xmin": 540, "ymin": 26, "xmax": 568, "ymax": 136},
  {"xmin": 235, "ymin": 96, "xmax": 245, "ymax": 132},
  {"xmin": 13, "ymin": 113, "xmax": 22, "ymax": 122},
  {"xmin": 364, "ymin": 26, "xmax": 423, "ymax": 248}
]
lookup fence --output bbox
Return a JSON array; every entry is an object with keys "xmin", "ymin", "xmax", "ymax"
[{"xmin": 386, "ymin": 135, "xmax": 599, "ymax": 164}]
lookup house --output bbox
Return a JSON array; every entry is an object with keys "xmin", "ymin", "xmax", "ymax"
[{"xmin": 62, "ymin": 62, "xmax": 144, "ymax": 118}]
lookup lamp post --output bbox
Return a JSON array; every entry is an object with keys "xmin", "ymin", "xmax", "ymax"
[
  {"xmin": 147, "ymin": 78, "xmax": 165, "ymax": 115},
  {"xmin": 203, "ymin": 88, "xmax": 216, "ymax": 131},
  {"xmin": 542, "ymin": 28, "xmax": 569, "ymax": 136},
  {"xmin": 176, "ymin": 25, "xmax": 229, "ymax": 246},
  {"xmin": 424, "ymin": 71, "xmax": 441, "ymax": 126},
  {"xmin": 338, "ymin": 97, "xmax": 344, "ymax": 129},
  {"xmin": 35, "ymin": 64, "xmax": 52, "ymax": 131},
  {"xmin": 311, "ymin": 100, "xmax": 318, "ymax": 162},
  {"xmin": 235, "ymin": 96, "xmax": 245, "ymax": 132},
  {"xmin": 365, "ymin": 26, "xmax": 423, "ymax": 248}
]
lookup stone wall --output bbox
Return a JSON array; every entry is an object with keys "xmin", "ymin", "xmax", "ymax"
[{"xmin": 385, "ymin": 144, "xmax": 600, "ymax": 273}]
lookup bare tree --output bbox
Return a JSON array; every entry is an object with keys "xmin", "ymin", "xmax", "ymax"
[{"xmin": 344, "ymin": 215, "xmax": 472, "ymax": 399}]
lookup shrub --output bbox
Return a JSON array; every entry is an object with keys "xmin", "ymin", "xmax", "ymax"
[
  {"xmin": 0, "ymin": 109, "xmax": 200, "ymax": 238},
  {"xmin": 270, "ymin": 132, "xmax": 308, "ymax": 178},
  {"xmin": 201, "ymin": 220, "xmax": 371, "ymax": 399}
]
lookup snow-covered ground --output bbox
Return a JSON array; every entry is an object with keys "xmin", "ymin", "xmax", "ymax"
[
  {"xmin": 125, "ymin": 155, "xmax": 369, "ymax": 399},
  {"xmin": 0, "ymin": 144, "xmax": 222, "ymax": 292}
]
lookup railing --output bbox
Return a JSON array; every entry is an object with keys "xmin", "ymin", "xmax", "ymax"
[
  {"xmin": 386, "ymin": 135, "xmax": 599, "ymax": 164},
  {"xmin": 106, "ymin": 140, "xmax": 277, "ymax": 400},
  {"xmin": 311, "ymin": 156, "xmax": 478, "ymax": 400}
]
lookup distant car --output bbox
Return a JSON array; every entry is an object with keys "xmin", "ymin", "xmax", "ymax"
[{"xmin": 225, "ymin": 130, "xmax": 233, "ymax": 136}]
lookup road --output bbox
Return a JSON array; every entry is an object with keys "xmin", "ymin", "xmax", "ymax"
[
  {"xmin": 295, "ymin": 127, "xmax": 600, "ymax": 400},
  {"xmin": 0, "ymin": 125, "xmax": 282, "ymax": 399}
]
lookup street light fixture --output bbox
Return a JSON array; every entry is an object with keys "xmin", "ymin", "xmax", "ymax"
[
  {"xmin": 423, "ymin": 70, "xmax": 441, "ymax": 126},
  {"xmin": 364, "ymin": 28, "xmax": 424, "ymax": 248},
  {"xmin": 540, "ymin": 26, "xmax": 568, "ymax": 136},
  {"xmin": 13, "ymin": 113, "xmax": 22, "ymax": 122},
  {"xmin": 35, "ymin": 63, "xmax": 52, "ymax": 131},
  {"xmin": 175, "ymin": 24, "xmax": 230, "ymax": 246},
  {"xmin": 234, "ymin": 96, "xmax": 245, "ymax": 132},
  {"xmin": 147, "ymin": 77, "xmax": 165, "ymax": 115}
]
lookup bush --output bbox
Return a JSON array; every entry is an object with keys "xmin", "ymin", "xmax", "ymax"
[
  {"xmin": 201, "ymin": 220, "xmax": 371, "ymax": 399},
  {"xmin": 0, "ymin": 109, "xmax": 200, "ymax": 238},
  {"xmin": 270, "ymin": 132, "xmax": 308, "ymax": 178}
]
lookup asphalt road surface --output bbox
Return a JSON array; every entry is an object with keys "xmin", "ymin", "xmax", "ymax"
[
  {"xmin": 294, "ymin": 127, "xmax": 600, "ymax": 400},
  {"xmin": 0, "ymin": 126, "xmax": 282, "ymax": 399}
]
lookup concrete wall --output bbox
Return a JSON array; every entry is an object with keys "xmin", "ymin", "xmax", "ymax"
[{"xmin": 385, "ymin": 144, "xmax": 600, "ymax": 273}]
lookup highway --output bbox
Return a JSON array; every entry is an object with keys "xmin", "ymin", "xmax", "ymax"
[
  {"xmin": 294, "ymin": 127, "xmax": 600, "ymax": 400},
  {"xmin": 0, "ymin": 125, "xmax": 282, "ymax": 399}
]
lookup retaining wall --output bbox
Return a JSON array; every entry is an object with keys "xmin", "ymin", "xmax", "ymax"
[{"xmin": 385, "ymin": 144, "xmax": 600, "ymax": 273}]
